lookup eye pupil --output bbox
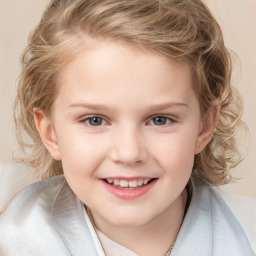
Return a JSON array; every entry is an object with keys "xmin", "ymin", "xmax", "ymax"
[
  {"xmin": 153, "ymin": 116, "xmax": 167, "ymax": 125},
  {"xmin": 89, "ymin": 117, "xmax": 103, "ymax": 126}
]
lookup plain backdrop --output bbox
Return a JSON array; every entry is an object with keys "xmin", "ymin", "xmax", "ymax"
[{"xmin": 0, "ymin": 0, "xmax": 255, "ymax": 196}]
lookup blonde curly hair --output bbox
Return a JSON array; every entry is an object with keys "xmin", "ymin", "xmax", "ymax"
[{"xmin": 14, "ymin": 0, "xmax": 245, "ymax": 185}]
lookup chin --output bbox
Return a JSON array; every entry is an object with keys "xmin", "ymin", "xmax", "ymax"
[{"xmin": 106, "ymin": 209, "xmax": 156, "ymax": 228}]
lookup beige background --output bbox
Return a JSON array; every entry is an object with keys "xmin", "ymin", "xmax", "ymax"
[{"xmin": 0, "ymin": 0, "xmax": 255, "ymax": 196}]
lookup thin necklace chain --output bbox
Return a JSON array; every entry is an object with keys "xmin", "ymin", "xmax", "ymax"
[
  {"xmin": 165, "ymin": 242, "xmax": 175, "ymax": 256},
  {"xmin": 165, "ymin": 181, "xmax": 192, "ymax": 255}
]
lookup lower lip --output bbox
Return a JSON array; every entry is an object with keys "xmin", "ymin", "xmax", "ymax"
[{"xmin": 100, "ymin": 179, "xmax": 157, "ymax": 200}]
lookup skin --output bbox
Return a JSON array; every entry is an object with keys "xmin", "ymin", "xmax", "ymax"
[{"xmin": 34, "ymin": 41, "xmax": 219, "ymax": 255}]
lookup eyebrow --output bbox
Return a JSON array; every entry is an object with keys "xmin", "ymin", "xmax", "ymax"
[
  {"xmin": 68, "ymin": 102, "xmax": 188, "ymax": 111},
  {"xmin": 147, "ymin": 102, "xmax": 189, "ymax": 111},
  {"xmin": 68, "ymin": 103, "xmax": 111, "ymax": 111}
]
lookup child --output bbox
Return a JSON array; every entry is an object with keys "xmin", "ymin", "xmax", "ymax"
[{"xmin": 0, "ymin": 0, "xmax": 254, "ymax": 255}]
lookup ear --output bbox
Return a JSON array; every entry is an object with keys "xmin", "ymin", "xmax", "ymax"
[
  {"xmin": 194, "ymin": 100, "xmax": 220, "ymax": 154},
  {"xmin": 33, "ymin": 108, "xmax": 61, "ymax": 161}
]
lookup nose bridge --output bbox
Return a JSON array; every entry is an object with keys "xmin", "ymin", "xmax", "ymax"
[{"xmin": 110, "ymin": 123, "xmax": 147, "ymax": 165}]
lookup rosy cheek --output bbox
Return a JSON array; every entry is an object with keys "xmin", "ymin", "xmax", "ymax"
[{"xmin": 160, "ymin": 142, "xmax": 195, "ymax": 169}]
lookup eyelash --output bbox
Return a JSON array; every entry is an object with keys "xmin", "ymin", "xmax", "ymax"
[{"xmin": 79, "ymin": 115, "xmax": 176, "ymax": 127}]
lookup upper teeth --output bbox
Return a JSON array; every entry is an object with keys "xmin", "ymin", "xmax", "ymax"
[{"xmin": 107, "ymin": 178, "xmax": 151, "ymax": 188}]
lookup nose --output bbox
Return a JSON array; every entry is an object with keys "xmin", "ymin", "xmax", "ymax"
[{"xmin": 109, "ymin": 126, "xmax": 148, "ymax": 166}]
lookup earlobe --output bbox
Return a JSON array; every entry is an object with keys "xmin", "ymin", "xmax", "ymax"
[
  {"xmin": 33, "ymin": 108, "xmax": 61, "ymax": 161},
  {"xmin": 194, "ymin": 101, "xmax": 220, "ymax": 154}
]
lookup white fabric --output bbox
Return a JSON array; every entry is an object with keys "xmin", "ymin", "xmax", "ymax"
[
  {"xmin": 0, "ymin": 175, "xmax": 98, "ymax": 256},
  {"xmin": 95, "ymin": 228, "xmax": 137, "ymax": 256},
  {"xmin": 0, "ymin": 162, "xmax": 38, "ymax": 212},
  {"xmin": 171, "ymin": 181, "xmax": 254, "ymax": 255},
  {"xmin": 82, "ymin": 206, "xmax": 105, "ymax": 256},
  {"xmin": 220, "ymin": 190, "xmax": 256, "ymax": 253},
  {"xmin": 0, "ymin": 174, "xmax": 255, "ymax": 255},
  {"xmin": 83, "ymin": 207, "xmax": 137, "ymax": 256}
]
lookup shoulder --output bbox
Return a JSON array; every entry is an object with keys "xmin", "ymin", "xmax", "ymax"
[
  {"xmin": 0, "ymin": 175, "xmax": 99, "ymax": 256},
  {"xmin": 197, "ymin": 182, "xmax": 255, "ymax": 254},
  {"xmin": 1, "ymin": 174, "xmax": 67, "ymax": 213},
  {"xmin": 220, "ymin": 190, "xmax": 256, "ymax": 253},
  {"xmin": 174, "ymin": 180, "xmax": 255, "ymax": 255},
  {"xmin": 0, "ymin": 175, "xmax": 72, "ymax": 255}
]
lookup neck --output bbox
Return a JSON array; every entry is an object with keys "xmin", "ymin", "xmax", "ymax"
[{"xmin": 91, "ymin": 189, "xmax": 187, "ymax": 256}]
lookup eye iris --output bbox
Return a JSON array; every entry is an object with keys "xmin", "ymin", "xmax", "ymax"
[
  {"xmin": 89, "ymin": 117, "xmax": 103, "ymax": 126},
  {"xmin": 153, "ymin": 116, "xmax": 167, "ymax": 125}
]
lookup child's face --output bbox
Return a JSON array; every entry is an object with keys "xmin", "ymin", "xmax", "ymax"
[{"xmin": 35, "ymin": 41, "xmax": 214, "ymax": 229}]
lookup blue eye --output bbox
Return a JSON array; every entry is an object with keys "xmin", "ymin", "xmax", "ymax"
[
  {"xmin": 84, "ymin": 116, "xmax": 106, "ymax": 126},
  {"xmin": 151, "ymin": 116, "xmax": 172, "ymax": 126}
]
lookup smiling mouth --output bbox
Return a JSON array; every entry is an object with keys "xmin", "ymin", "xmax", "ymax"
[{"xmin": 103, "ymin": 178, "xmax": 156, "ymax": 189}]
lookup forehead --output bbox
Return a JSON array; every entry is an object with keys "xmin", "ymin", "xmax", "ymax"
[{"xmin": 55, "ymin": 41, "xmax": 196, "ymax": 110}]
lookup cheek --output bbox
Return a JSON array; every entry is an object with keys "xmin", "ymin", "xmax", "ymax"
[
  {"xmin": 152, "ymin": 133, "xmax": 196, "ymax": 173},
  {"xmin": 57, "ymin": 134, "xmax": 102, "ymax": 198},
  {"xmin": 57, "ymin": 131, "xmax": 108, "ymax": 175}
]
